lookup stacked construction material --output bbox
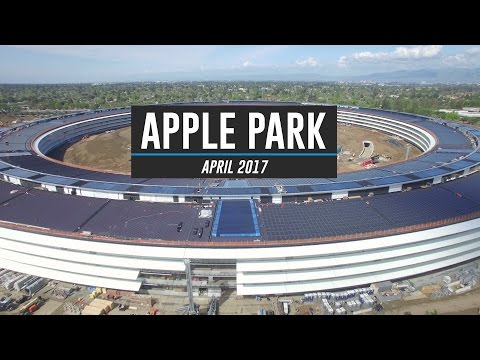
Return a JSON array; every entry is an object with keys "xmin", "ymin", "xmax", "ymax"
[{"xmin": 82, "ymin": 298, "xmax": 114, "ymax": 315}]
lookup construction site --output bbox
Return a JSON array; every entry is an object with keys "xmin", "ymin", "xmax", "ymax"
[
  {"xmin": 52, "ymin": 123, "xmax": 421, "ymax": 174},
  {"xmin": 0, "ymin": 104, "xmax": 479, "ymax": 315},
  {"xmin": 1, "ymin": 257, "xmax": 480, "ymax": 315}
]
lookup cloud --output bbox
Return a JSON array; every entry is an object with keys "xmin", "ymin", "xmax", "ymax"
[
  {"xmin": 237, "ymin": 45, "xmax": 288, "ymax": 70},
  {"xmin": 465, "ymin": 47, "xmax": 480, "ymax": 55},
  {"xmin": 353, "ymin": 51, "xmax": 389, "ymax": 60},
  {"xmin": 338, "ymin": 45, "xmax": 443, "ymax": 67},
  {"xmin": 392, "ymin": 45, "xmax": 443, "ymax": 58},
  {"xmin": 295, "ymin": 57, "xmax": 319, "ymax": 67},
  {"xmin": 443, "ymin": 47, "xmax": 480, "ymax": 67},
  {"xmin": 337, "ymin": 56, "xmax": 348, "ymax": 68}
]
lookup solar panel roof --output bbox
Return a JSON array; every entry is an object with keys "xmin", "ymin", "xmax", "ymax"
[
  {"xmin": 368, "ymin": 175, "xmax": 413, "ymax": 186},
  {"xmin": 139, "ymin": 186, "xmax": 198, "ymax": 195},
  {"xmin": 442, "ymin": 160, "xmax": 473, "ymax": 171},
  {"xmin": 83, "ymin": 182, "xmax": 132, "ymax": 191},
  {"xmin": 37, "ymin": 175, "xmax": 80, "ymax": 186},
  {"xmin": 3, "ymin": 168, "xmax": 39, "ymax": 178},
  {"xmin": 414, "ymin": 167, "xmax": 449, "ymax": 178}
]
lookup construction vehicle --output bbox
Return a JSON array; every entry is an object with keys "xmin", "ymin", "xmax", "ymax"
[
  {"xmin": 15, "ymin": 295, "xmax": 31, "ymax": 305},
  {"xmin": 0, "ymin": 297, "xmax": 15, "ymax": 311},
  {"xmin": 279, "ymin": 298, "xmax": 292, "ymax": 315},
  {"xmin": 149, "ymin": 307, "xmax": 158, "ymax": 315},
  {"xmin": 19, "ymin": 296, "xmax": 44, "ymax": 315}
]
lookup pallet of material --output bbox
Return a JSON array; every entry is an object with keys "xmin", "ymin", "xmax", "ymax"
[
  {"xmin": 455, "ymin": 286, "xmax": 472, "ymax": 294},
  {"xmin": 82, "ymin": 305, "xmax": 105, "ymax": 315},
  {"xmin": 403, "ymin": 291, "xmax": 428, "ymax": 301},
  {"xmin": 88, "ymin": 298, "xmax": 113, "ymax": 313},
  {"xmin": 421, "ymin": 285, "xmax": 441, "ymax": 295},
  {"xmin": 91, "ymin": 298, "xmax": 113, "ymax": 306}
]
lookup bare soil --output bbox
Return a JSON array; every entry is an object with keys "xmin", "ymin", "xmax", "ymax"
[
  {"xmin": 383, "ymin": 286, "xmax": 480, "ymax": 315},
  {"xmin": 0, "ymin": 114, "xmax": 38, "ymax": 127},
  {"xmin": 337, "ymin": 124, "xmax": 421, "ymax": 172},
  {"xmin": 52, "ymin": 127, "xmax": 132, "ymax": 173}
]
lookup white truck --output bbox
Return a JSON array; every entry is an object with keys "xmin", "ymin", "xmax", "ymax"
[{"xmin": 283, "ymin": 302, "xmax": 289, "ymax": 315}]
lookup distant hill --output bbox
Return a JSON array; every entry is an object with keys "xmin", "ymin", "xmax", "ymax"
[
  {"xmin": 117, "ymin": 68, "xmax": 480, "ymax": 84},
  {"xmin": 346, "ymin": 68, "xmax": 480, "ymax": 84}
]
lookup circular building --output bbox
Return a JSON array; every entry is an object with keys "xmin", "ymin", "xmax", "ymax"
[{"xmin": 0, "ymin": 101, "xmax": 479, "ymax": 296}]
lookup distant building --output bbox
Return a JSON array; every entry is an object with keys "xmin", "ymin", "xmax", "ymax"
[
  {"xmin": 463, "ymin": 107, "xmax": 480, "ymax": 112},
  {"xmin": 457, "ymin": 107, "xmax": 480, "ymax": 117},
  {"xmin": 439, "ymin": 107, "xmax": 480, "ymax": 118}
]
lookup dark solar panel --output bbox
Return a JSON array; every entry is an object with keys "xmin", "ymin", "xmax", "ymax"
[
  {"xmin": 82, "ymin": 200, "xmax": 199, "ymax": 240},
  {"xmin": 283, "ymin": 186, "xmax": 300, "ymax": 193},
  {"xmin": 468, "ymin": 153, "xmax": 480, "ymax": 162},
  {"xmin": 29, "ymin": 174, "xmax": 47, "ymax": 180},
  {"xmin": 126, "ymin": 185, "xmax": 142, "ymax": 193},
  {"xmin": 436, "ymin": 148, "xmax": 472, "ymax": 154},
  {"xmin": 297, "ymin": 185, "xmax": 314, "ymax": 193},
  {"xmin": 259, "ymin": 199, "xmax": 392, "ymax": 240},
  {"xmin": 37, "ymin": 175, "xmax": 80, "ymax": 186},
  {"xmin": 139, "ymin": 186, "xmax": 198, "ymax": 195},
  {"xmin": 358, "ymin": 180, "xmax": 373, "ymax": 186},
  {"xmin": 71, "ymin": 180, "xmax": 88, "ymax": 187},
  {"xmin": 140, "ymin": 178, "xmax": 208, "ymax": 186},
  {"xmin": 439, "ymin": 173, "xmax": 480, "ymax": 203},
  {"xmin": 0, "ymin": 188, "xmax": 108, "ymax": 231},
  {"xmin": 419, "ymin": 122, "xmax": 470, "ymax": 146},
  {"xmin": 442, "ymin": 160, "xmax": 473, "ymax": 171},
  {"xmin": 223, "ymin": 180, "xmax": 249, "ymax": 187},
  {"xmin": 83, "ymin": 182, "xmax": 132, "ymax": 191},
  {"xmin": 2, "ymin": 156, "xmax": 86, "ymax": 177},
  {"xmin": 386, "ymin": 161, "xmax": 435, "ymax": 173},
  {"xmin": 260, "ymin": 187, "xmax": 272, "ymax": 195},
  {"xmin": 316, "ymin": 182, "xmax": 362, "ymax": 191},
  {"xmin": 3, "ymin": 168, "xmax": 39, "ymax": 178},
  {"xmin": 368, "ymin": 187, "xmax": 479, "ymax": 228},
  {"xmin": 368, "ymin": 175, "xmax": 413, "ymax": 186},
  {"xmin": 248, "ymin": 178, "xmax": 333, "ymax": 186},
  {"xmin": 206, "ymin": 187, "xmax": 263, "ymax": 195},
  {"xmin": 414, "ymin": 168, "xmax": 448, "ymax": 178},
  {"xmin": 0, "ymin": 181, "xmax": 28, "ymax": 203},
  {"xmin": 336, "ymin": 169, "xmax": 393, "ymax": 181},
  {"xmin": 310, "ymin": 183, "xmax": 337, "ymax": 192},
  {"xmin": 417, "ymin": 152, "xmax": 462, "ymax": 164}
]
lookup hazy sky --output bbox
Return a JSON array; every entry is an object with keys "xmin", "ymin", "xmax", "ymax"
[{"xmin": 0, "ymin": 45, "xmax": 479, "ymax": 83}]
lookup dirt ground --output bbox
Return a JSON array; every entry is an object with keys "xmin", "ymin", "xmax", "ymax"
[
  {"xmin": 337, "ymin": 124, "xmax": 421, "ymax": 172},
  {"xmin": 53, "ymin": 125, "xmax": 421, "ymax": 174},
  {"xmin": 0, "ymin": 114, "xmax": 38, "ymax": 127},
  {"xmin": 2, "ymin": 279, "xmax": 480, "ymax": 315},
  {"xmin": 383, "ymin": 286, "xmax": 480, "ymax": 315},
  {"xmin": 53, "ymin": 127, "xmax": 132, "ymax": 173}
]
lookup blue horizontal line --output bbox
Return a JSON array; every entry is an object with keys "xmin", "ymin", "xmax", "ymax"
[
  {"xmin": 218, "ymin": 233, "xmax": 260, "ymax": 237},
  {"xmin": 131, "ymin": 153, "xmax": 337, "ymax": 157}
]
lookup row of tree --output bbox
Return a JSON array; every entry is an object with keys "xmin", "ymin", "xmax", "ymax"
[{"xmin": 1, "ymin": 82, "xmax": 479, "ymax": 123}]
